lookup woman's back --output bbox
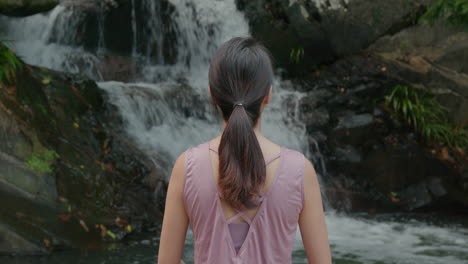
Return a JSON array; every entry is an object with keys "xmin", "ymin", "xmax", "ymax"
[
  {"xmin": 183, "ymin": 137, "xmax": 305, "ymax": 263},
  {"xmin": 157, "ymin": 37, "xmax": 331, "ymax": 264}
]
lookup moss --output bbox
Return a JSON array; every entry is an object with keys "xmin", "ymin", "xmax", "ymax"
[
  {"xmin": 420, "ymin": 0, "xmax": 468, "ymax": 29},
  {"xmin": 25, "ymin": 149, "xmax": 59, "ymax": 174}
]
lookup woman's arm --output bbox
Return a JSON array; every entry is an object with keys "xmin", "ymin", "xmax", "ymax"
[
  {"xmin": 158, "ymin": 152, "xmax": 189, "ymax": 264},
  {"xmin": 299, "ymin": 159, "xmax": 332, "ymax": 264}
]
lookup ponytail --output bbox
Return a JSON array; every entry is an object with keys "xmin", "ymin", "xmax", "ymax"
[
  {"xmin": 208, "ymin": 37, "xmax": 274, "ymax": 210},
  {"xmin": 218, "ymin": 104, "xmax": 266, "ymax": 210}
]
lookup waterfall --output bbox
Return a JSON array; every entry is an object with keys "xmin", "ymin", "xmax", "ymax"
[
  {"xmin": 312, "ymin": 0, "xmax": 351, "ymax": 11},
  {"xmin": 97, "ymin": 0, "xmax": 312, "ymax": 173},
  {"xmin": 0, "ymin": 0, "xmax": 314, "ymax": 173},
  {"xmin": 0, "ymin": 0, "xmax": 315, "ymax": 174}
]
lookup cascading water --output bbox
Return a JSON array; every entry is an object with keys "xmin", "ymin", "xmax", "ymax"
[{"xmin": 1, "ymin": 1, "xmax": 467, "ymax": 263}]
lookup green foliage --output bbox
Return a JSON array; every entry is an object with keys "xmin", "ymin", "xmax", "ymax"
[
  {"xmin": 25, "ymin": 149, "xmax": 60, "ymax": 174},
  {"xmin": 290, "ymin": 46, "xmax": 304, "ymax": 64},
  {"xmin": 0, "ymin": 41, "xmax": 22, "ymax": 85},
  {"xmin": 385, "ymin": 85, "xmax": 468, "ymax": 150},
  {"xmin": 420, "ymin": 0, "xmax": 468, "ymax": 28}
]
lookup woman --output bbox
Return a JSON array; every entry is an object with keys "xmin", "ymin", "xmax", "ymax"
[{"xmin": 158, "ymin": 37, "xmax": 332, "ymax": 263}]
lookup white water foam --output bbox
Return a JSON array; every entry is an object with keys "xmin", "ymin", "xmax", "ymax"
[
  {"xmin": 292, "ymin": 212, "xmax": 468, "ymax": 264},
  {"xmin": 310, "ymin": 0, "xmax": 351, "ymax": 11}
]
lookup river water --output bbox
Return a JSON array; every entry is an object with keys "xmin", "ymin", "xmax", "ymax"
[{"xmin": 1, "ymin": 0, "xmax": 467, "ymax": 263}]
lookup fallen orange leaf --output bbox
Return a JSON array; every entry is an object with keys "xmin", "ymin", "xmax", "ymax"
[
  {"xmin": 16, "ymin": 212, "xmax": 26, "ymax": 218},
  {"xmin": 76, "ymin": 211, "xmax": 85, "ymax": 217},
  {"xmin": 58, "ymin": 214, "xmax": 71, "ymax": 222},
  {"xmin": 43, "ymin": 238, "xmax": 51, "ymax": 248},
  {"xmin": 7, "ymin": 86, "xmax": 16, "ymax": 94},
  {"xmin": 440, "ymin": 147, "xmax": 449, "ymax": 160},
  {"xmin": 99, "ymin": 224, "xmax": 107, "ymax": 238}
]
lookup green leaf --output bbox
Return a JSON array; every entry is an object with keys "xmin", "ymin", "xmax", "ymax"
[
  {"xmin": 106, "ymin": 230, "xmax": 116, "ymax": 239},
  {"xmin": 42, "ymin": 76, "xmax": 51, "ymax": 85}
]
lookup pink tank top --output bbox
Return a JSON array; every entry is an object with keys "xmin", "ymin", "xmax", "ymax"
[{"xmin": 183, "ymin": 141, "xmax": 305, "ymax": 263}]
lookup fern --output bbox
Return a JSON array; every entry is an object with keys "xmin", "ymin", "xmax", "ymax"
[
  {"xmin": 420, "ymin": 0, "xmax": 468, "ymax": 28},
  {"xmin": 0, "ymin": 41, "xmax": 22, "ymax": 85},
  {"xmin": 385, "ymin": 85, "xmax": 468, "ymax": 150}
]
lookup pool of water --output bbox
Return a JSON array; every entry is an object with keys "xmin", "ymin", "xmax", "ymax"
[{"xmin": 2, "ymin": 213, "xmax": 467, "ymax": 264}]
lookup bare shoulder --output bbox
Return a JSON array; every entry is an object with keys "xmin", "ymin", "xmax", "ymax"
[
  {"xmin": 170, "ymin": 151, "xmax": 187, "ymax": 184},
  {"xmin": 303, "ymin": 157, "xmax": 319, "ymax": 187},
  {"xmin": 258, "ymin": 136, "xmax": 282, "ymax": 155}
]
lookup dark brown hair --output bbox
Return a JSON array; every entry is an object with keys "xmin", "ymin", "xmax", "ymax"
[{"xmin": 208, "ymin": 37, "xmax": 274, "ymax": 210}]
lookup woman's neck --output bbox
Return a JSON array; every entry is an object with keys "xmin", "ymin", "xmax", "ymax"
[{"xmin": 221, "ymin": 119, "xmax": 263, "ymax": 135}]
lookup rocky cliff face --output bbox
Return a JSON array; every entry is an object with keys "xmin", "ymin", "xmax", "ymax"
[
  {"xmin": 0, "ymin": 46, "xmax": 167, "ymax": 255},
  {"xmin": 294, "ymin": 54, "xmax": 467, "ymax": 212}
]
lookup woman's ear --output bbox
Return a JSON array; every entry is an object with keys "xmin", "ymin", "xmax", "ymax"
[{"xmin": 263, "ymin": 85, "xmax": 272, "ymax": 105}]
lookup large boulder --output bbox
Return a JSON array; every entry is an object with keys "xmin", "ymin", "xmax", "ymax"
[
  {"xmin": 0, "ymin": 46, "xmax": 167, "ymax": 255},
  {"xmin": 237, "ymin": 0, "xmax": 427, "ymax": 72},
  {"xmin": 370, "ymin": 22, "xmax": 468, "ymax": 125},
  {"xmin": 0, "ymin": 0, "xmax": 58, "ymax": 16}
]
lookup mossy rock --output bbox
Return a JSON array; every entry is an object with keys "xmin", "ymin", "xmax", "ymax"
[
  {"xmin": 0, "ymin": 0, "xmax": 58, "ymax": 17},
  {"xmin": 0, "ymin": 53, "xmax": 166, "ymax": 255}
]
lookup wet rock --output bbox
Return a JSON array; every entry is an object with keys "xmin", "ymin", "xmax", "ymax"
[
  {"xmin": 140, "ymin": 240, "xmax": 151, "ymax": 246},
  {"xmin": 334, "ymin": 145, "xmax": 361, "ymax": 163},
  {"xmin": 427, "ymin": 177, "xmax": 447, "ymax": 198},
  {"xmin": 398, "ymin": 182, "xmax": 432, "ymax": 210},
  {"xmin": 295, "ymin": 53, "xmax": 466, "ymax": 213},
  {"xmin": 335, "ymin": 113, "xmax": 373, "ymax": 129},
  {"xmin": 61, "ymin": 0, "xmax": 120, "ymax": 11},
  {"xmin": 98, "ymin": 54, "xmax": 140, "ymax": 82},
  {"xmin": 0, "ymin": 0, "xmax": 58, "ymax": 16},
  {"xmin": 73, "ymin": 0, "xmax": 177, "ymax": 64},
  {"xmin": 237, "ymin": 0, "xmax": 427, "ymax": 72},
  {"xmin": 0, "ymin": 224, "xmax": 45, "ymax": 255},
  {"xmin": 397, "ymin": 177, "xmax": 449, "ymax": 210}
]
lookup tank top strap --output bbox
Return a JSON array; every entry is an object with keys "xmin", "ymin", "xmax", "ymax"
[
  {"xmin": 208, "ymin": 143, "xmax": 218, "ymax": 153},
  {"xmin": 265, "ymin": 153, "xmax": 281, "ymax": 165},
  {"xmin": 277, "ymin": 148, "xmax": 307, "ymax": 211},
  {"xmin": 183, "ymin": 142, "xmax": 218, "ymax": 215},
  {"xmin": 226, "ymin": 210, "xmax": 252, "ymax": 225}
]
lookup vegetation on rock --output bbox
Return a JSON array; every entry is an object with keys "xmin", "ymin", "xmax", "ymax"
[
  {"xmin": 420, "ymin": 0, "xmax": 468, "ymax": 28},
  {"xmin": 0, "ymin": 41, "xmax": 22, "ymax": 85},
  {"xmin": 385, "ymin": 85, "xmax": 468, "ymax": 151},
  {"xmin": 25, "ymin": 149, "xmax": 60, "ymax": 174}
]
